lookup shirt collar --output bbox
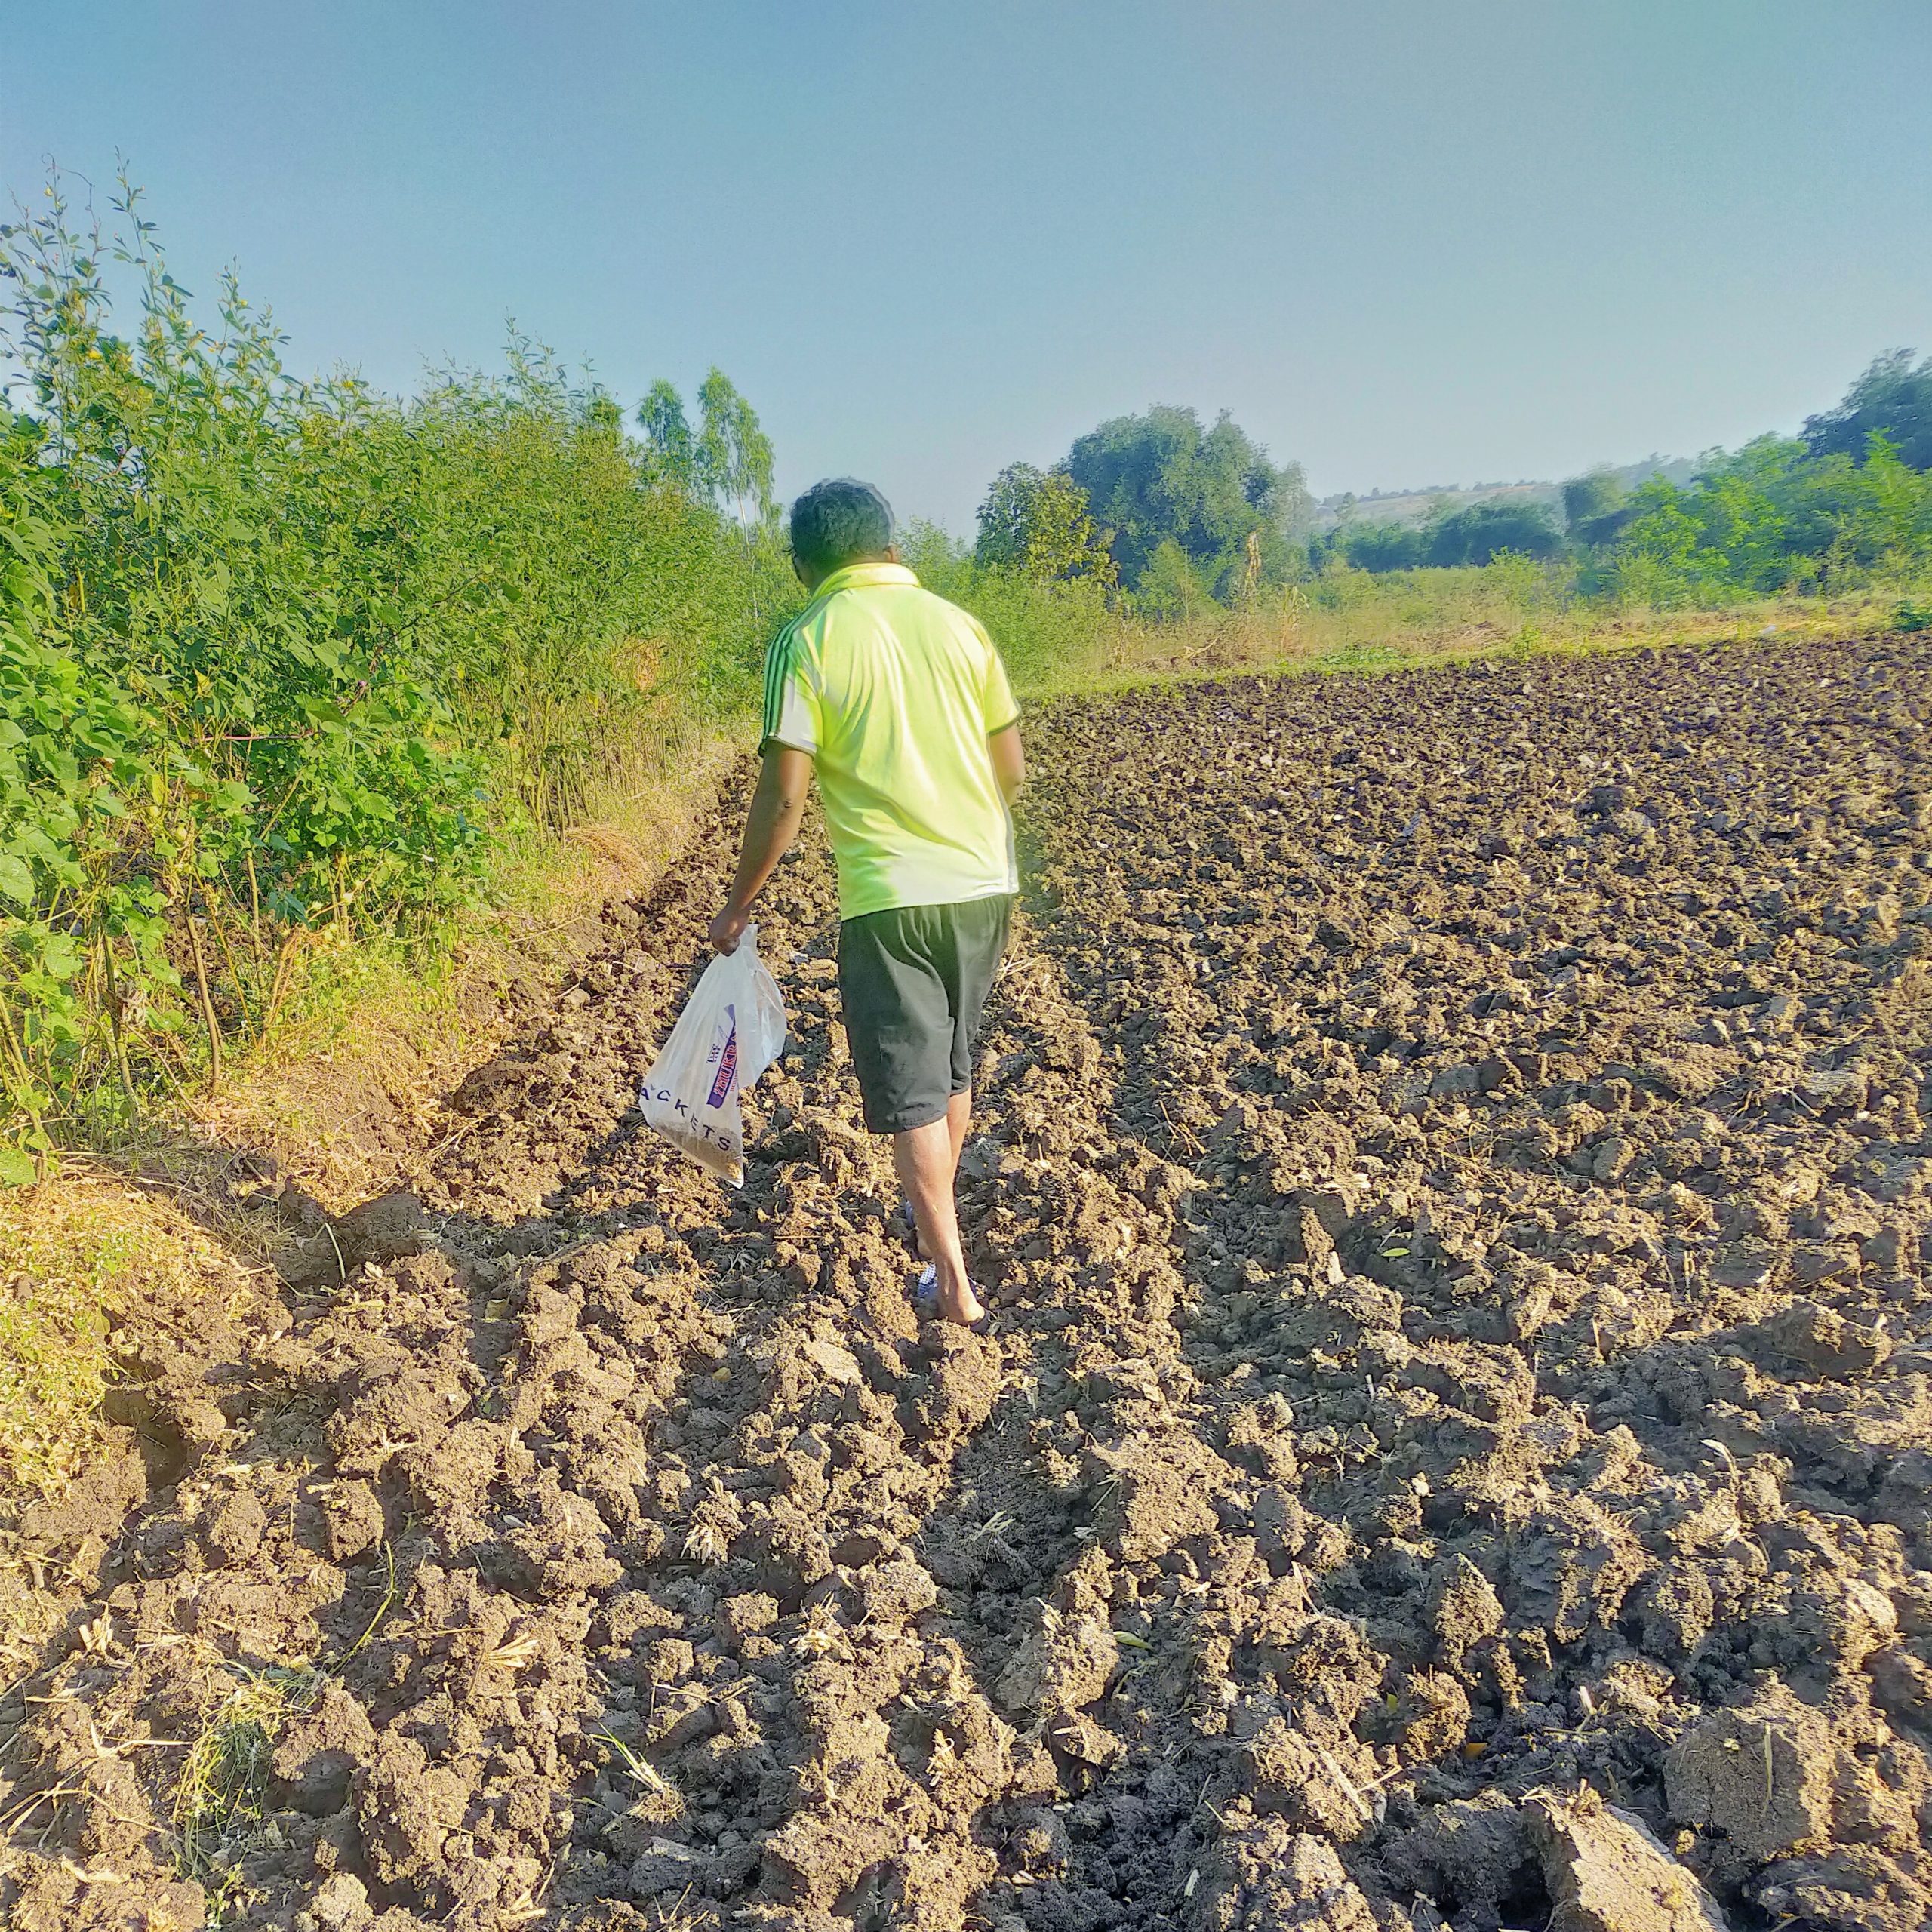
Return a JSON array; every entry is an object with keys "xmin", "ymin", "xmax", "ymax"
[{"xmin": 811, "ymin": 561, "xmax": 918, "ymax": 598}]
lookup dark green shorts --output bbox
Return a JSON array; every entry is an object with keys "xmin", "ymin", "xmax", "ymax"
[{"xmin": 838, "ymin": 895, "xmax": 1014, "ymax": 1134}]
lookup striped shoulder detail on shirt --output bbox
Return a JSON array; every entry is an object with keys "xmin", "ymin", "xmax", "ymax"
[{"xmin": 761, "ymin": 615, "xmax": 806, "ymax": 743}]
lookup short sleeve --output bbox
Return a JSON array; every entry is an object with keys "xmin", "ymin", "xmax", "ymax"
[
  {"xmin": 761, "ymin": 624, "xmax": 820, "ymax": 755},
  {"xmin": 975, "ymin": 621, "xmax": 1020, "ymax": 734}
]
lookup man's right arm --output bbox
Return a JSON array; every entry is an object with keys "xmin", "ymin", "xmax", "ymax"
[{"xmin": 988, "ymin": 722, "xmax": 1025, "ymax": 807}]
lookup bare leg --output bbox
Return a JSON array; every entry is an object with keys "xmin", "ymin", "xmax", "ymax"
[
  {"xmin": 899, "ymin": 1090, "xmax": 973, "ymax": 1263},
  {"xmin": 946, "ymin": 1088, "xmax": 971, "ymax": 1171},
  {"xmin": 894, "ymin": 1115, "xmax": 984, "ymax": 1326}
]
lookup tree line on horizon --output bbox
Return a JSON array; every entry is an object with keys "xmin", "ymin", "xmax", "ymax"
[
  {"xmin": 971, "ymin": 350, "xmax": 1932, "ymax": 608},
  {"xmin": 627, "ymin": 345, "xmax": 1932, "ymax": 619}
]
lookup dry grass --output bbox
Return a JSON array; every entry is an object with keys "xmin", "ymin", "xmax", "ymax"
[
  {"xmin": 0, "ymin": 1177, "xmax": 238, "ymax": 1495},
  {"xmin": 171, "ymin": 1663, "xmax": 323, "ymax": 1904},
  {"xmin": 1027, "ymin": 577, "xmax": 1915, "ymax": 703}
]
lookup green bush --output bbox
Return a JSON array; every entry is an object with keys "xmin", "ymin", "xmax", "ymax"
[
  {"xmin": 1331, "ymin": 521, "xmax": 1427, "ymax": 573},
  {"xmin": 1592, "ymin": 432, "xmax": 1932, "ymax": 607},
  {"xmin": 0, "ymin": 173, "xmax": 792, "ymax": 1149},
  {"xmin": 0, "ymin": 426, "xmax": 171, "ymax": 1157}
]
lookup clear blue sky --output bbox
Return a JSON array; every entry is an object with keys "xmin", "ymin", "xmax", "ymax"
[{"xmin": 5, "ymin": 2, "xmax": 1929, "ymax": 528}]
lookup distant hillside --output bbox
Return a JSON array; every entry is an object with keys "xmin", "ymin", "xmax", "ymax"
[{"xmin": 1312, "ymin": 454, "xmax": 1699, "ymax": 532}]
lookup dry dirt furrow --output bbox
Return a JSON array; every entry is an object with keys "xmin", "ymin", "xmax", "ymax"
[
  {"xmin": 2, "ymin": 632, "xmax": 1930, "ymax": 1932},
  {"xmin": 1011, "ymin": 632, "xmax": 1932, "ymax": 1932}
]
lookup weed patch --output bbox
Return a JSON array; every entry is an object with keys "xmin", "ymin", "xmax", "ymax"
[
  {"xmin": 0, "ymin": 1180, "xmax": 233, "ymax": 1494},
  {"xmin": 171, "ymin": 1665, "xmax": 324, "ymax": 1906}
]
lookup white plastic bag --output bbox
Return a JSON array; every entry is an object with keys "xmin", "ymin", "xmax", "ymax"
[{"xmin": 638, "ymin": 924, "xmax": 788, "ymax": 1186}]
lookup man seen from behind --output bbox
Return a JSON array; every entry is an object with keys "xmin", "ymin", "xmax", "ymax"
[{"xmin": 708, "ymin": 478, "xmax": 1024, "ymax": 1327}]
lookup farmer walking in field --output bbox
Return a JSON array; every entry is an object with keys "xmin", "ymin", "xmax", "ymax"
[{"xmin": 709, "ymin": 479, "xmax": 1024, "ymax": 1327}]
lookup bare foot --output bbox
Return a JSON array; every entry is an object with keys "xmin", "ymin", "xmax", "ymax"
[{"xmin": 921, "ymin": 1262, "xmax": 985, "ymax": 1327}]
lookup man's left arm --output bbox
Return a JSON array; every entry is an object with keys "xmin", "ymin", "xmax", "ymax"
[{"xmin": 709, "ymin": 744, "xmax": 815, "ymax": 954}]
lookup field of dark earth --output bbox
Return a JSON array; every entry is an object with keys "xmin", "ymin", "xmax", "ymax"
[{"xmin": 4, "ymin": 632, "xmax": 1931, "ymax": 1932}]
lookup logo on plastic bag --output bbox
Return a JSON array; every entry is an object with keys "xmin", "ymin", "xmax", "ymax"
[{"xmin": 706, "ymin": 1004, "xmax": 739, "ymax": 1108}]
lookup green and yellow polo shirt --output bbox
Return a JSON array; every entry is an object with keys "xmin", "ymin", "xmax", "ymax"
[{"xmin": 761, "ymin": 561, "xmax": 1020, "ymax": 922}]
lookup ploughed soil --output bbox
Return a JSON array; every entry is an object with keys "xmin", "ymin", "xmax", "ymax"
[{"xmin": 4, "ymin": 634, "xmax": 1932, "ymax": 1932}]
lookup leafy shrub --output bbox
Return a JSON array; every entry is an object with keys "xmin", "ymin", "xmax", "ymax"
[
  {"xmin": 1424, "ymin": 500, "xmax": 1564, "ymax": 567},
  {"xmin": 1590, "ymin": 433, "xmax": 1932, "ymax": 605},
  {"xmin": 0, "ymin": 173, "xmax": 790, "ymax": 1150}
]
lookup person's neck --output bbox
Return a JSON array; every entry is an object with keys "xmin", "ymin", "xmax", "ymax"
[{"xmin": 800, "ymin": 551, "xmax": 896, "ymax": 593}]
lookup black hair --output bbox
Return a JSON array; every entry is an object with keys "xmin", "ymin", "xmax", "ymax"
[{"xmin": 789, "ymin": 478, "xmax": 895, "ymax": 577}]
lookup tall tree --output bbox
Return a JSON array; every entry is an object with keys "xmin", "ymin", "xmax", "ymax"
[
  {"xmin": 1424, "ymin": 500, "xmax": 1563, "ymax": 566},
  {"xmin": 1064, "ymin": 405, "xmax": 1308, "ymax": 593},
  {"xmin": 1561, "ymin": 469, "xmax": 1625, "ymax": 528},
  {"xmin": 1562, "ymin": 469, "xmax": 1632, "ymax": 547},
  {"xmin": 637, "ymin": 379, "xmax": 696, "ymax": 491},
  {"xmin": 696, "ymin": 368, "xmax": 774, "ymax": 526},
  {"xmin": 974, "ymin": 463, "xmax": 1118, "ymax": 588},
  {"xmin": 1804, "ymin": 349, "xmax": 1932, "ymax": 471},
  {"xmin": 1337, "ymin": 521, "xmax": 1426, "ymax": 572}
]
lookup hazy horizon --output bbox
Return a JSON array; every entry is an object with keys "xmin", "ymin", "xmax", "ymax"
[{"xmin": 5, "ymin": 2, "xmax": 1929, "ymax": 531}]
